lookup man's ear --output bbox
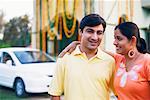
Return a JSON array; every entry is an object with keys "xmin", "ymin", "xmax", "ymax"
[
  {"xmin": 79, "ymin": 29, "xmax": 82, "ymax": 34},
  {"xmin": 77, "ymin": 29, "xmax": 82, "ymax": 41},
  {"xmin": 79, "ymin": 29, "xmax": 82, "ymax": 37}
]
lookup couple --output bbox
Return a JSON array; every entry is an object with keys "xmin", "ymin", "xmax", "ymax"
[{"xmin": 49, "ymin": 14, "xmax": 150, "ymax": 100}]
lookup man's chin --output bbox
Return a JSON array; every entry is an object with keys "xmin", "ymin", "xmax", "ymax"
[{"xmin": 88, "ymin": 46, "xmax": 98, "ymax": 50}]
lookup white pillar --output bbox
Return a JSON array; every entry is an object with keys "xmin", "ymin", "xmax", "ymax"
[{"xmin": 31, "ymin": 0, "xmax": 36, "ymax": 49}]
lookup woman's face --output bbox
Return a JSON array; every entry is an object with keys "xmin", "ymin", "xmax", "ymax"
[{"xmin": 113, "ymin": 29, "xmax": 132, "ymax": 55}]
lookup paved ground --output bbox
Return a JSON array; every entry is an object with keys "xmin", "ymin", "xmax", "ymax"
[
  {"xmin": 0, "ymin": 86, "xmax": 116, "ymax": 100},
  {"xmin": 0, "ymin": 86, "xmax": 61, "ymax": 100}
]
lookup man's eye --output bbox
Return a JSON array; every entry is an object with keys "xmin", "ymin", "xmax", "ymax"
[
  {"xmin": 87, "ymin": 30, "xmax": 93, "ymax": 33},
  {"xmin": 97, "ymin": 31, "xmax": 103, "ymax": 35}
]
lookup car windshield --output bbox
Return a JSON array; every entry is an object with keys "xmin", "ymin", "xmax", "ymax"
[{"xmin": 14, "ymin": 51, "xmax": 55, "ymax": 64}]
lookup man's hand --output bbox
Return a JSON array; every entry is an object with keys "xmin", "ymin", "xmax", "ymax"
[{"xmin": 51, "ymin": 96, "xmax": 60, "ymax": 100}]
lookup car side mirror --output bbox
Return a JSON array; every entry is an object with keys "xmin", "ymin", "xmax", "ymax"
[{"xmin": 6, "ymin": 60, "xmax": 13, "ymax": 66}]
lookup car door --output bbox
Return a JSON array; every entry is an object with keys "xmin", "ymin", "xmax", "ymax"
[{"xmin": 0, "ymin": 52, "xmax": 16, "ymax": 87}]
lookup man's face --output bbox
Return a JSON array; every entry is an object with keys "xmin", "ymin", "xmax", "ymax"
[{"xmin": 80, "ymin": 24, "xmax": 104, "ymax": 51}]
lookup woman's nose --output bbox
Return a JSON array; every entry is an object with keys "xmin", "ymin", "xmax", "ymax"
[{"xmin": 113, "ymin": 40, "xmax": 117, "ymax": 45}]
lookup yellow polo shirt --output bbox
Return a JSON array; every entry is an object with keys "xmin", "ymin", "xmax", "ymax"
[{"xmin": 48, "ymin": 46, "xmax": 115, "ymax": 100}]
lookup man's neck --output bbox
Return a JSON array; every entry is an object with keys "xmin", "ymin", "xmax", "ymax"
[{"xmin": 79, "ymin": 45, "xmax": 98, "ymax": 59}]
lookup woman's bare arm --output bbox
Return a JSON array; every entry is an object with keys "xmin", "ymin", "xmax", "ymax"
[
  {"xmin": 58, "ymin": 41, "xmax": 80, "ymax": 58},
  {"xmin": 102, "ymin": 49, "xmax": 115, "ymax": 58},
  {"xmin": 105, "ymin": 51, "xmax": 115, "ymax": 58}
]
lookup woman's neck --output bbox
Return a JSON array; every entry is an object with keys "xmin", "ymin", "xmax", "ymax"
[
  {"xmin": 125, "ymin": 50, "xmax": 142, "ymax": 71},
  {"xmin": 125, "ymin": 49, "xmax": 141, "ymax": 62}
]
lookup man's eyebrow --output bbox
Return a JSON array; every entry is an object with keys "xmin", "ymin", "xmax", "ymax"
[
  {"xmin": 97, "ymin": 30, "xmax": 103, "ymax": 33},
  {"xmin": 86, "ymin": 28, "xmax": 94, "ymax": 31},
  {"xmin": 86, "ymin": 28, "xmax": 103, "ymax": 33}
]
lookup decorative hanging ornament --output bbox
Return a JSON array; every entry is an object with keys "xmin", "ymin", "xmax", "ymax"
[
  {"xmin": 128, "ymin": 49, "xmax": 135, "ymax": 58},
  {"xmin": 62, "ymin": 0, "xmax": 77, "ymax": 38}
]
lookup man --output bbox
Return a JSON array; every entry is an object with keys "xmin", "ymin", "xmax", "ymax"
[{"xmin": 48, "ymin": 14, "xmax": 115, "ymax": 100}]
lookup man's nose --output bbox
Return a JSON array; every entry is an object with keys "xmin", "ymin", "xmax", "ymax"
[{"xmin": 91, "ymin": 33, "xmax": 98, "ymax": 40}]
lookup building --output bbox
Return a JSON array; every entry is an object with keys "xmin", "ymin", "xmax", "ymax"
[{"xmin": 33, "ymin": 0, "xmax": 150, "ymax": 56}]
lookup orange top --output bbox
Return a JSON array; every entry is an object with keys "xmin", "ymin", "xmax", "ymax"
[{"xmin": 114, "ymin": 53, "xmax": 150, "ymax": 100}]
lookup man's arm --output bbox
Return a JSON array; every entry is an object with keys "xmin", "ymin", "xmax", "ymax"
[
  {"xmin": 109, "ymin": 59, "xmax": 118, "ymax": 97},
  {"xmin": 48, "ymin": 58, "xmax": 65, "ymax": 99},
  {"xmin": 51, "ymin": 96, "xmax": 60, "ymax": 100}
]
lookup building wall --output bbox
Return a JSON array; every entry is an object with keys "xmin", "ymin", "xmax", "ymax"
[
  {"xmin": 33, "ymin": 0, "xmax": 150, "ymax": 54},
  {"xmin": 94, "ymin": 0, "xmax": 150, "ymax": 52}
]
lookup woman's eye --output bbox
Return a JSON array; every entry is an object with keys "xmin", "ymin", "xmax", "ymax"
[
  {"xmin": 114, "ymin": 36, "xmax": 122, "ymax": 41},
  {"xmin": 117, "ymin": 37, "xmax": 122, "ymax": 41}
]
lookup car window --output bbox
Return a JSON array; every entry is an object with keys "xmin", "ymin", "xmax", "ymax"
[
  {"xmin": 14, "ymin": 51, "xmax": 55, "ymax": 64},
  {"xmin": 0, "ymin": 52, "xmax": 2, "ymax": 63},
  {"xmin": 2, "ymin": 52, "xmax": 15, "ymax": 65}
]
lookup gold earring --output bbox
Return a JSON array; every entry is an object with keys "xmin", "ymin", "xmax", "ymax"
[{"xmin": 128, "ymin": 49, "xmax": 135, "ymax": 58}]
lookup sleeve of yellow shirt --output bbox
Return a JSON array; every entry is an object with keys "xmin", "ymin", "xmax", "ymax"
[
  {"xmin": 48, "ymin": 57, "xmax": 65, "ymax": 96},
  {"xmin": 109, "ymin": 59, "xmax": 117, "ymax": 96}
]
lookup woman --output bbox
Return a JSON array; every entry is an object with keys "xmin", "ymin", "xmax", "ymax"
[{"xmin": 59, "ymin": 22, "xmax": 150, "ymax": 100}]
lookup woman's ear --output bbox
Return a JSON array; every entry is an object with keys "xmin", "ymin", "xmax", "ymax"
[{"xmin": 131, "ymin": 36, "xmax": 137, "ymax": 46}]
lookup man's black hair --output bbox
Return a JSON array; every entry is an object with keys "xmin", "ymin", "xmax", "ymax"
[{"xmin": 79, "ymin": 14, "xmax": 106, "ymax": 32}]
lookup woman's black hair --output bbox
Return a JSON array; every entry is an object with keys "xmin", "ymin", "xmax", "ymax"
[{"xmin": 115, "ymin": 22, "xmax": 148, "ymax": 54}]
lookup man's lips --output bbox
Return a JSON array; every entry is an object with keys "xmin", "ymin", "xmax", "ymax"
[{"xmin": 89, "ymin": 42, "xmax": 98, "ymax": 45}]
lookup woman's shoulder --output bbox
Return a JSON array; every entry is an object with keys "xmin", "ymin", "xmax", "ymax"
[
  {"xmin": 143, "ymin": 53, "xmax": 150, "ymax": 62},
  {"xmin": 145, "ymin": 53, "xmax": 150, "ymax": 57},
  {"xmin": 113, "ymin": 53, "xmax": 124, "ymax": 61},
  {"xmin": 144, "ymin": 53, "xmax": 150, "ymax": 64}
]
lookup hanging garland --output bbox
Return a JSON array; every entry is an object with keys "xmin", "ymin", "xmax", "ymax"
[
  {"xmin": 53, "ymin": 0, "xmax": 63, "ymax": 40},
  {"xmin": 47, "ymin": 0, "xmax": 62, "ymax": 40},
  {"xmin": 90, "ymin": 0, "xmax": 94, "ymax": 13},
  {"xmin": 59, "ymin": 15, "xmax": 63, "ymax": 39},
  {"xmin": 63, "ymin": 1, "xmax": 73, "ymax": 20},
  {"xmin": 84, "ymin": 0, "xmax": 89, "ymax": 15},
  {"xmin": 84, "ymin": 0, "xmax": 94, "ymax": 15},
  {"xmin": 62, "ymin": 0, "xmax": 77, "ymax": 38},
  {"xmin": 47, "ymin": 0, "xmax": 55, "ymax": 40}
]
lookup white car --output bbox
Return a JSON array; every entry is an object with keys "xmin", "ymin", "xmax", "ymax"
[{"xmin": 0, "ymin": 47, "xmax": 56, "ymax": 97}]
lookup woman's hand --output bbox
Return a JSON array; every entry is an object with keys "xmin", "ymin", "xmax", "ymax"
[{"xmin": 58, "ymin": 41, "xmax": 80, "ymax": 58}]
